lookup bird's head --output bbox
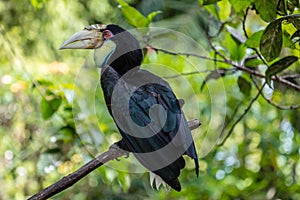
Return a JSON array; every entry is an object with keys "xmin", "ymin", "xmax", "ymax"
[{"xmin": 60, "ymin": 24, "xmax": 143, "ymax": 74}]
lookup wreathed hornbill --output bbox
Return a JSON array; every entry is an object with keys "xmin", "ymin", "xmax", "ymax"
[{"xmin": 59, "ymin": 24, "xmax": 199, "ymax": 191}]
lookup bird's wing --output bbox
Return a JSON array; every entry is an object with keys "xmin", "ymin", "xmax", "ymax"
[{"xmin": 112, "ymin": 70, "xmax": 198, "ymax": 191}]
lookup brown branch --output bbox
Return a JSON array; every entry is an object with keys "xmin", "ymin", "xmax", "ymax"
[
  {"xmin": 251, "ymin": 78, "xmax": 300, "ymax": 110},
  {"xmin": 28, "ymin": 119, "xmax": 201, "ymax": 200},
  {"xmin": 147, "ymin": 44, "xmax": 229, "ymax": 65},
  {"xmin": 280, "ymin": 74, "xmax": 300, "ymax": 79},
  {"xmin": 217, "ymin": 82, "xmax": 266, "ymax": 146},
  {"xmin": 150, "ymin": 41, "xmax": 300, "ymax": 91}
]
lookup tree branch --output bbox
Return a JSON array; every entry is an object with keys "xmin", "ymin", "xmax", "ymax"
[
  {"xmin": 147, "ymin": 35, "xmax": 300, "ymax": 91},
  {"xmin": 217, "ymin": 83, "xmax": 266, "ymax": 146},
  {"xmin": 28, "ymin": 119, "xmax": 201, "ymax": 200},
  {"xmin": 251, "ymin": 77, "xmax": 300, "ymax": 110}
]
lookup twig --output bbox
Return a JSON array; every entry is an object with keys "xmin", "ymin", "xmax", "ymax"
[
  {"xmin": 28, "ymin": 119, "xmax": 201, "ymax": 200},
  {"xmin": 218, "ymin": 101, "xmax": 243, "ymax": 141},
  {"xmin": 280, "ymin": 74, "xmax": 300, "ymax": 79},
  {"xmin": 217, "ymin": 83, "xmax": 266, "ymax": 146},
  {"xmin": 251, "ymin": 78, "xmax": 300, "ymax": 110},
  {"xmin": 243, "ymin": 7, "xmax": 250, "ymax": 39},
  {"xmin": 28, "ymin": 145, "xmax": 128, "ymax": 200},
  {"xmin": 147, "ymin": 44, "xmax": 229, "ymax": 65}
]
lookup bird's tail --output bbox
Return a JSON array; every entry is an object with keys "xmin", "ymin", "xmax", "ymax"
[{"xmin": 149, "ymin": 172, "xmax": 170, "ymax": 191}]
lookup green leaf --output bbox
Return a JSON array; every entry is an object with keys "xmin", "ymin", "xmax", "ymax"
[
  {"xmin": 260, "ymin": 19, "xmax": 283, "ymax": 62},
  {"xmin": 201, "ymin": 69, "xmax": 227, "ymax": 90},
  {"xmin": 40, "ymin": 93, "xmax": 62, "ymax": 119},
  {"xmin": 238, "ymin": 76, "xmax": 251, "ymax": 96},
  {"xmin": 45, "ymin": 148, "xmax": 61, "ymax": 154},
  {"xmin": 246, "ymin": 30, "xmax": 264, "ymax": 48},
  {"xmin": 255, "ymin": 0, "xmax": 277, "ymax": 22},
  {"xmin": 289, "ymin": 18, "xmax": 300, "ymax": 30},
  {"xmin": 199, "ymin": 0, "xmax": 221, "ymax": 5},
  {"xmin": 265, "ymin": 56, "xmax": 298, "ymax": 87},
  {"xmin": 244, "ymin": 57, "xmax": 264, "ymax": 68},
  {"xmin": 229, "ymin": 0, "xmax": 251, "ymax": 12},
  {"xmin": 225, "ymin": 32, "xmax": 246, "ymax": 61},
  {"xmin": 147, "ymin": 11, "xmax": 162, "ymax": 22},
  {"xmin": 117, "ymin": 0, "xmax": 150, "ymax": 28},
  {"xmin": 291, "ymin": 30, "xmax": 300, "ymax": 43},
  {"xmin": 59, "ymin": 126, "xmax": 75, "ymax": 143},
  {"xmin": 30, "ymin": 0, "xmax": 48, "ymax": 9}
]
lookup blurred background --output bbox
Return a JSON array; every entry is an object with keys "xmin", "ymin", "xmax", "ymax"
[{"xmin": 1, "ymin": 0, "xmax": 300, "ymax": 199}]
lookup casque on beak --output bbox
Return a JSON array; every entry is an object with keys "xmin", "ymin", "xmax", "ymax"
[{"xmin": 59, "ymin": 28, "xmax": 103, "ymax": 50}]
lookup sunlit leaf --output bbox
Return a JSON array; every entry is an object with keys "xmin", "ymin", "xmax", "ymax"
[
  {"xmin": 40, "ymin": 93, "xmax": 62, "ymax": 119},
  {"xmin": 260, "ymin": 19, "xmax": 283, "ymax": 62},
  {"xmin": 199, "ymin": 0, "xmax": 221, "ymax": 5},
  {"xmin": 238, "ymin": 76, "xmax": 251, "ymax": 96},
  {"xmin": 225, "ymin": 32, "xmax": 246, "ymax": 61},
  {"xmin": 265, "ymin": 56, "xmax": 298, "ymax": 87},
  {"xmin": 59, "ymin": 126, "xmax": 75, "ymax": 143},
  {"xmin": 229, "ymin": 0, "xmax": 251, "ymax": 12},
  {"xmin": 246, "ymin": 30, "xmax": 264, "ymax": 48},
  {"xmin": 255, "ymin": 0, "xmax": 277, "ymax": 22},
  {"xmin": 291, "ymin": 30, "xmax": 300, "ymax": 42},
  {"xmin": 147, "ymin": 11, "xmax": 162, "ymax": 22},
  {"xmin": 117, "ymin": 0, "xmax": 150, "ymax": 28},
  {"xmin": 244, "ymin": 57, "xmax": 264, "ymax": 68},
  {"xmin": 218, "ymin": 0, "xmax": 231, "ymax": 21}
]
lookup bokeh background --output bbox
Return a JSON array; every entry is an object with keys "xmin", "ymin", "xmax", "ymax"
[{"xmin": 1, "ymin": 0, "xmax": 300, "ymax": 199}]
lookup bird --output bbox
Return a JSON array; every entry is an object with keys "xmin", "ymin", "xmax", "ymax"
[{"xmin": 59, "ymin": 24, "xmax": 199, "ymax": 191}]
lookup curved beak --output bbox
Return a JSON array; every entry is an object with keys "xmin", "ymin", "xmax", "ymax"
[{"xmin": 59, "ymin": 29, "xmax": 103, "ymax": 50}]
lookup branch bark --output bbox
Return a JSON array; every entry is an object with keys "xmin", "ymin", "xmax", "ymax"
[{"xmin": 28, "ymin": 119, "xmax": 201, "ymax": 200}]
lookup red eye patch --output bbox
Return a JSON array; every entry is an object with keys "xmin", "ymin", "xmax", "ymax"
[{"xmin": 103, "ymin": 30, "xmax": 113, "ymax": 39}]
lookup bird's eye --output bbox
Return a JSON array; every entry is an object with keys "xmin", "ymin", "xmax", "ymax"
[{"xmin": 103, "ymin": 30, "xmax": 113, "ymax": 39}]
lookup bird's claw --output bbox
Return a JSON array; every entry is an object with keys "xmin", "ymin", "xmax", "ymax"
[{"xmin": 109, "ymin": 143, "xmax": 129, "ymax": 161}]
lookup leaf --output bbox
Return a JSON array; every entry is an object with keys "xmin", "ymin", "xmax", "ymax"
[
  {"xmin": 227, "ymin": 26, "xmax": 246, "ymax": 44},
  {"xmin": 238, "ymin": 76, "xmax": 251, "ymax": 96},
  {"xmin": 41, "ymin": 93, "xmax": 62, "ymax": 119},
  {"xmin": 59, "ymin": 126, "xmax": 75, "ymax": 143},
  {"xmin": 117, "ymin": 0, "xmax": 150, "ymax": 28},
  {"xmin": 225, "ymin": 32, "xmax": 246, "ymax": 61},
  {"xmin": 30, "ymin": 0, "xmax": 45, "ymax": 9},
  {"xmin": 229, "ymin": 0, "xmax": 251, "ymax": 13},
  {"xmin": 244, "ymin": 57, "xmax": 264, "ymax": 68},
  {"xmin": 45, "ymin": 148, "xmax": 61, "ymax": 154},
  {"xmin": 255, "ymin": 0, "xmax": 277, "ymax": 22},
  {"xmin": 147, "ymin": 11, "xmax": 162, "ymax": 22},
  {"xmin": 201, "ymin": 69, "xmax": 227, "ymax": 90},
  {"xmin": 260, "ymin": 19, "xmax": 283, "ymax": 62},
  {"xmin": 291, "ymin": 18, "xmax": 300, "ymax": 30},
  {"xmin": 199, "ymin": 0, "xmax": 221, "ymax": 5},
  {"xmin": 291, "ymin": 30, "xmax": 300, "ymax": 42},
  {"xmin": 246, "ymin": 30, "xmax": 264, "ymax": 48},
  {"xmin": 265, "ymin": 56, "xmax": 298, "ymax": 87}
]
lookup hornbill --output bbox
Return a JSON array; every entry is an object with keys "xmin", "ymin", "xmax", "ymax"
[{"xmin": 59, "ymin": 24, "xmax": 199, "ymax": 191}]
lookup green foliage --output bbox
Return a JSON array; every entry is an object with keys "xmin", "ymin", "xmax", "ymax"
[
  {"xmin": 254, "ymin": 0, "xmax": 277, "ymax": 22},
  {"xmin": 237, "ymin": 76, "xmax": 251, "ymax": 96},
  {"xmin": 116, "ymin": 0, "xmax": 161, "ymax": 28},
  {"xmin": 265, "ymin": 56, "xmax": 298, "ymax": 87},
  {"xmin": 260, "ymin": 19, "xmax": 283, "ymax": 62},
  {"xmin": 245, "ymin": 30, "xmax": 263, "ymax": 49},
  {"xmin": 40, "ymin": 90, "xmax": 62, "ymax": 119},
  {"xmin": 1, "ymin": 0, "xmax": 300, "ymax": 200}
]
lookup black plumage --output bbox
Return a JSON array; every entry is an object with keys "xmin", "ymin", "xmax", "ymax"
[
  {"xmin": 60, "ymin": 24, "xmax": 199, "ymax": 191},
  {"xmin": 99, "ymin": 25, "xmax": 199, "ymax": 191}
]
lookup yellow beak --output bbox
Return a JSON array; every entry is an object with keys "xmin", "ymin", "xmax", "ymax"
[{"xmin": 59, "ymin": 28, "xmax": 103, "ymax": 50}]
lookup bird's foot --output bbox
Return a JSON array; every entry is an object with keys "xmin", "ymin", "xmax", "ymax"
[{"xmin": 109, "ymin": 143, "xmax": 130, "ymax": 161}]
